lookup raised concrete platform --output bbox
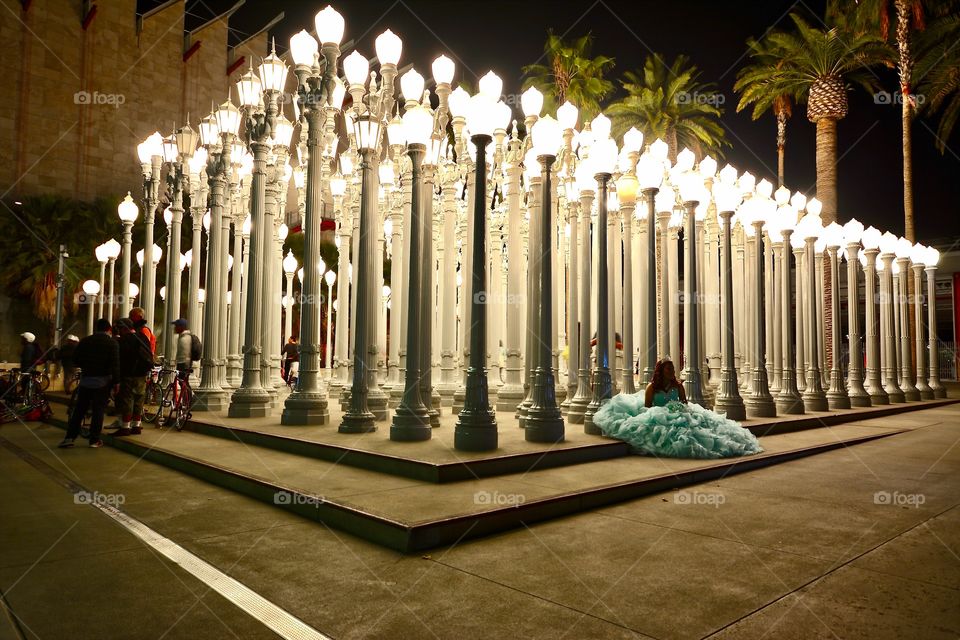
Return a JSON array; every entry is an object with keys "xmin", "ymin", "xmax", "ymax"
[{"xmin": 43, "ymin": 395, "xmax": 957, "ymax": 552}]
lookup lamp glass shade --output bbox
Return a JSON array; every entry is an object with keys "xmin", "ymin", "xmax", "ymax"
[
  {"xmin": 330, "ymin": 77, "xmax": 346, "ymax": 110},
  {"xmin": 146, "ymin": 131, "xmax": 164, "ymax": 157},
  {"xmin": 925, "ymin": 247, "xmax": 940, "ymax": 266},
  {"xmin": 199, "ymin": 114, "xmax": 219, "ymax": 146},
  {"xmin": 824, "ymin": 222, "xmax": 844, "ymax": 248},
  {"xmin": 616, "ymin": 173, "xmax": 639, "ymax": 205},
  {"xmin": 738, "ymin": 171, "xmax": 755, "ymax": 194},
  {"xmin": 432, "ymin": 55, "xmax": 455, "ymax": 84},
  {"xmin": 82, "ymin": 279, "xmax": 100, "ymax": 295},
  {"xmin": 523, "ymin": 149, "xmax": 541, "ymax": 179},
  {"xmin": 590, "ymin": 113, "xmax": 611, "ymax": 139},
  {"xmin": 258, "ymin": 50, "xmax": 289, "ymax": 93},
  {"xmin": 806, "ymin": 197, "xmax": 822, "ymax": 217},
  {"xmin": 343, "ymin": 50, "xmax": 369, "ymax": 86},
  {"xmin": 237, "ymin": 68, "xmax": 262, "ymax": 108},
  {"xmin": 375, "ymin": 29, "xmax": 402, "ymax": 65},
  {"xmin": 895, "ymin": 236, "xmax": 913, "ymax": 259},
  {"xmin": 277, "ymin": 224, "xmax": 289, "ymax": 242},
  {"xmin": 718, "ymin": 163, "xmax": 738, "ymax": 185},
  {"xmin": 272, "ymin": 115, "xmax": 294, "ymax": 148},
  {"xmin": 698, "ymin": 155, "xmax": 717, "ymax": 178},
  {"xmin": 636, "ymin": 152, "xmax": 663, "ymax": 190},
  {"xmin": 799, "ymin": 214, "xmax": 823, "ymax": 240},
  {"xmin": 163, "ymin": 206, "xmax": 173, "ymax": 226},
  {"xmin": 354, "ymin": 114, "xmax": 381, "ymax": 151},
  {"xmin": 175, "ymin": 123, "xmax": 199, "ymax": 159},
  {"xmin": 137, "ymin": 141, "xmax": 152, "ymax": 164},
  {"xmin": 678, "ymin": 171, "xmax": 704, "ymax": 203},
  {"xmin": 465, "ymin": 93, "xmax": 497, "ymax": 137},
  {"xmin": 574, "ymin": 161, "xmax": 594, "ymax": 193},
  {"xmin": 179, "ymin": 253, "xmax": 188, "ymax": 270},
  {"xmin": 386, "ymin": 115, "xmax": 406, "ymax": 147},
  {"xmin": 478, "ymin": 71, "xmax": 502, "ymax": 99},
  {"xmin": 789, "ymin": 191, "xmax": 807, "ymax": 211},
  {"xmin": 861, "ymin": 226, "xmax": 881, "ymax": 250},
  {"xmin": 325, "ymin": 270, "xmax": 337, "ymax": 286},
  {"xmin": 104, "ymin": 238, "xmax": 121, "ymax": 259},
  {"xmin": 118, "ymin": 192, "xmax": 139, "ymax": 222},
  {"xmin": 623, "ymin": 127, "xmax": 644, "ymax": 153},
  {"xmin": 714, "ymin": 182, "xmax": 741, "ymax": 213},
  {"xmin": 842, "ymin": 218, "xmax": 864, "ymax": 244},
  {"xmin": 399, "ymin": 68, "xmax": 425, "ymax": 102},
  {"xmin": 289, "ymin": 30, "xmax": 318, "ymax": 66},
  {"xmin": 557, "ymin": 101, "xmax": 578, "ymax": 130},
  {"xmin": 493, "ymin": 101, "xmax": 511, "ymax": 131},
  {"xmin": 521, "ymin": 87, "xmax": 543, "ymax": 118},
  {"xmin": 283, "ymin": 250, "xmax": 298, "ymax": 275},
  {"xmin": 162, "ymin": 135, "xmax": 178, "ymax": 163},
  {"xmin": 159, "ymin": 286, "xmax": 166, "ymax": 301},
  {"xmin": 909, "ymin": 244, "xmax": 927, "ymax": 265},
  {"xmin": 774, "ymin": 185, "xmax": 790, "ymax": 205},
  {"xmin": 590, "ymin": 137, "xmax": 618, "ymax": 175},
  {"xmin": 315, "ymin": 6, "xmax": 345, "ymax": 45},
  {"xmin": 329, "ymin": 173, "xmax": 347, "ymax": 196},
  {"xmin": 402, "ymin": 104, "xmax": 433, "ymax": 146},
  {"xmin": 531, "ymin": 115, "xmax": 562, "ymax": 156},
  {"xmin": 675, "ymin": 147, "xmax": 695, "ymax": 172},
  {"xmin": 655, "ymin": 185, "xmax": 676, "ymax": 213},
  {"xmin": 756, "ymin": 178, "xmax": 773, "ymax": 199},
  {"xmin": 196, "ymin": 287, "xmax": 204, "ymax": 303},
  {"xmin": 878, "ymin": 231, "xmax": 898, "ymax": 254},
  {"xmin": 151, "ymin": 243, "xmax": 163, "ymax": 264},
  {"xmin": 649, "ymin": 138, "xmax": 668, "ymax": 161},
  {"xmin": 215, "ymin": 100, "xmax": 241, "ymax": 136},
  {"xmin": 448, "ymin": 86, "xmax": 470, "ymax": 117}
]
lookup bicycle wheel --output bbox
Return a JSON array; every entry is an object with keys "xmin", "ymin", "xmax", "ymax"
[
  {"xmin": 143, "ymin": 381, "xmax": 164, "ymax": 423},
  {"xmin": 39, "ymin": 373, "xmax": 50, "ymax": 392},
  {"xmin": 159, "ymin": 383, "xmax": 178, "ymax": 427},
  {"xmin": 174, "ymin": 382, "xmax": 192, "ymax": 431}
]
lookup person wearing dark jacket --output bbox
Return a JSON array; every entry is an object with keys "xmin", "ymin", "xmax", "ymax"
[
  {"xmin": 59, "ymin": 319, "xmax": 119, "ymax": 448},
  {"xmin": 114, "ymin": 318, "xmax": 153, "ymax": 436}
]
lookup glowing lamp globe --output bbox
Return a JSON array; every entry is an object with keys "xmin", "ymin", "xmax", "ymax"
[
  {"xmin": 895, "ymin": 236, "xmax": 913, "ymax": 259},
  {"xmin": 616, "ymin": 173, "xmax": 639, "ymax": 206},
  {"xmin": 675, "ymin": 148, "xmax": 695, "ymax": 172},
  {"xmin": 432, "ymin": 55, "xmax": 455, "ymax": 84},
  {"xmin": 842, "ymin": 218, "xmax": 864, "ymax": 245},
  {"xmin": 325, "ymin": 270, "xmax": 337, "ymax": 287},
  {"xmin": 402, "ymin": 104, "xmax": 433, "ymax": 146},
  {"xmin": 520, "ymin": 87, "xmax": 543, "ymax": 118},
  {"xmin": 878, "ymin": 231, "xmax": 898, "ymax": 254},
  {"xmin": 375, "ymin": 29, "xmax": 402, "ymax": 65},
  {"xmin": 649, "ymin": 138, "xmax": 669, "ymax": 162},
  {"xmin": 215, "ymin": 99, "xmax": 241, "ymax": 136},
  {"xmin": 806, "ymin": 197, "xmax": 822, "ymax": 218},
  {"xmin": 258, "ymin": 47, "xmax": 288, "ymax": 93},
  {"xmin": 118, "ymin": 192, "xmax": 139, "ymax": 223},
  {"xmin": 756, "ymin": 178, "xmax": 774, "ymax": 199},
  {"xmin": 104, "ymin": 238, "xmax": 121, "ymax": 260},
  {"xmin": 636, "ymin": 152, "xmax": 663, "ymax": 190},
  {"xmin": 738, "ymin": 171, "xmax": 755, "ymax": 194},
  {"xmin": 655, "ymin": 186, "xmax": 676, "ymax": 213},
  {"xmin": 718, "ymin": 164, "xmax": 738, "ymax": 185},
  {"xmin": 283, "ymin": 250, "xmax": 298, "ymax": 275},
  {"xmin": 861, "ymin": 226, "xmax": 881, "ymax": 250},
  {"xmin": 278, "ymin": 223, "xmax": 289, "ymax": 242},
  {"xmin": 82, "ymin": 279, "xmax": 100, "ymax": 295},
  {"xmin": 478, "ymin": 71, "xmax": 502, "ymax": 99},
  {"xmin": 343, "ymin": 51, "xmax": 369, "ymax": 86},
  {"xmin": 163, "ymin": 206, "xmax": 173, "ymax": 226},
  {"xmin": 590, "ymin": 137, "xmax": 618, "ymax": 175},
  {"xmin": 713, "ymin": 182, "xmax": 741, "ymax": 213},
  {"xmin": 590, "ymin": 113, "xmax": 611, "ymax": 140},
  {"xmin": 925, "ymin": 247, "xmax": 940, "ymax": 266},
  {"xmin": 199, "ymin": 113, "xmax": 219, "ymax": 147},
  {"xmin": 330, "ymin": 174, "xmax": 347, "ymax": 197},
  {"xmin": 399, "ymin": 68, "xmax": 425, "ymax": 103},
  {"xmin": 557, "ymin": 101, "xmax": 578, "ymax": 130},
  {"xmin": 623, "ymin": 127, "xmax": 644, "ymax": 154},
  {"xmin": 909, "ymin": 244, "xmax": 926, "ymax": 265},
  {"xmin": 465, "ymin": 93, "xmax": 497, "ymax": 137},
  {"xmin": 448, "ymin": 86, "xmax": 470, "ymax": 118},
  {"xmin": 698, "ymin": 155, "xmax": 717, "ymax": 178},
  {"xmin": 289, "ymin": 30, "xmax": 318, "ymax": 66},
  {"xmin": 774, "ymin": 185, "xmax": 790, "ymax": 206},
  {"xmin": 315, "ymin": 6, "xmax": 345, "ymax": 45}
]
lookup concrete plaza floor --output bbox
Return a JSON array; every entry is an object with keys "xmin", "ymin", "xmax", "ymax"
[{"xmin": 0, "ymin": 403, "xmax": 958, "ymax": 639}]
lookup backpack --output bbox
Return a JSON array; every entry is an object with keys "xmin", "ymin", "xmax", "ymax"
[{"xmin": 190, "ymin": 334, "xmax": 203, "ymax": 361}]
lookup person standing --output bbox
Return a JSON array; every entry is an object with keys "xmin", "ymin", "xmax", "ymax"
[
  {"xmin": 172, "ymin": 318, "xmax": 199, "ymax": 377},
  {"xmin": 114, "ymin": 318, "xmax": 153, "ymax": 436},
  {"xmin": 129, "ymin": 307, "xmax": 156, "ymax": 357},
  {"xmin": 59, "ymin": 335, "xmax": 79, "ymax": 391},
  {"xmin": 59, "ymin": 320, "xmax": 118, "ymax": 448},
  {"xmin": 282, "ymin": 336, "xmax": 299, "ymax": 383}
]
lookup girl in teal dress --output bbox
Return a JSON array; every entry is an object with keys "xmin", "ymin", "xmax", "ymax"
[{"xmin": 594, "ymin": 359, "xmax": 762, "ymax": 459}]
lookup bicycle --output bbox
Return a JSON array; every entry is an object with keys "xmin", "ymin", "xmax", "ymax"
[
  {"xmin": 155, "ymin": 368, "xmax": 193, "ymax": 431},
  {"xmin": 63, "ymin": 367, "xmax": 81, "ymax": 395},
  {"xmin": 142, "ymin": 364, "xmax": 166, "ymax": 423}
]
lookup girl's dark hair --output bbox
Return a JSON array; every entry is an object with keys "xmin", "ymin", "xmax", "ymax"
[{"xmin": 651, "ymin": 358, "xmax": 676, "ymax": 391}]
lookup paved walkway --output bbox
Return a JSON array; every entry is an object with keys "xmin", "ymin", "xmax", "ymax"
[{"xmin": 1, "ymin": 404, "xmax": 958, "ymax": 639}]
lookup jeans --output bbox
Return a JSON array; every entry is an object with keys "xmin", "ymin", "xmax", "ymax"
[
  {"xmin": 66, "ymin": 386, "xmax": 111, "ymax": 443},
  {"xmin": 117, "ymin": 376, "xmax": 146, "ymax": 421}
]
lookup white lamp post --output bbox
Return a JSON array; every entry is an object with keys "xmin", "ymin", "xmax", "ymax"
[
  {"xmin": 924, "ymin": 247, "xmax": 946, "ymax": 397},
  {"xmin": 82, "ymin": 280, "xmax": 100, "ymax": 335},
  {"xmin": 895, "ymin": 237, "xmax": 920, "ymax": 400},
  {"xmin": 94, "ymin": 243, "xmax": 109, "ymax": 320},
  {"xmin": 714, "ymin": 176, "xmax": 747, "ymax": 419},
  {"xmin": 860, "ymin": 227, "xmax": 889, "ymax": 404},
  {"xmin": 117, "ymin": 192, "xmax": 139, "ymax": 318},
  {"xmin": 910, "ymin": 244, "xmax": 933, "ymax": 400},
  {"xmin": 878, "ymin": 231, "xmax": 904, "ymax": 402},
  {"xmin": 137, "ymin": 131, "xmax": 164, "ymax": 328},
  {"xmin": 823, "ymin": 222, "xmax": 851, "ymax": 409},
  {"xmin": 842, "ymin": 219, "xmax": 870, "ymax": 406},
  {"xmin": 679, "ymin": 169, "xmax": 710, "ymax": 407},
  {"xmin": 797, "ymin": 209, "xmax": 828, "ymax": 411},
  {"xmin": 102, "ymin": 238, "xmax": 121, "ymax": 323},
  {"xmin": 325, "ymin": 269, "xmax": 336, "ymax": 371},
  {"xmin": 282, "ymin": 250, "xmax": 298, "ymax": 347}
]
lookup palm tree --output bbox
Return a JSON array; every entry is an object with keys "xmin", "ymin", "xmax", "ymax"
[
  {"xmin": 915, "ymin": 12, "xmax": 960, "ymax": 153},
  {"xmin": 829, "ymin": 0, "xmax": 936, "ymax": 240},
  {"xmin": 735, "ymin": 33, "xmax": 806, "ymax": 186},
  {"xmin": 607, "ymin": 53, "xmax": 728, "ymax": 162},
  {"xmin": 739, "ymin": 14, "xmax": 891, "ymax": 223},
  {"xmin": 522, "ymin": 31, "xmax": 615, "ymax": 121}
]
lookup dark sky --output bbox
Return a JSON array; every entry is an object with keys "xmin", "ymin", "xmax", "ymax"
[{"xmin": 167, "ymin": 0, "xmax": 960, "ymax": 242}]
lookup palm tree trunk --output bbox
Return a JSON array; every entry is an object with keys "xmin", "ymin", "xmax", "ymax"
[
  {"xmin": 902, "ymin": 101, "xmax": 914, "ymax": 241},
  {"xmin": 815, "ymin": 117, "xmax": 838, "ymax": 224},
  {"xmin": 776, "ymin": 110, "xmax": 787, "ymax": 187},
  {"xmin": 667, "ymin": 125, "xmax": 678, "ymax": 164}
]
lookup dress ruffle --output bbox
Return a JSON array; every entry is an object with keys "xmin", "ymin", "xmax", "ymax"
[{"xmin": 593, "ymin": 393, "xmax": 763, "ymax": 459}]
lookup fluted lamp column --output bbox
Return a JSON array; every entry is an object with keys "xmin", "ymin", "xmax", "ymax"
[
  {"xmin": 842, "ymin": 219, "xmax": 870, "ymax": 406},
  {"xmin": 860, "ymin": 227, "xmax": 889, "ymax": 405},
  {"xmin": 924, "ymin": 247, "xmax": 946, "ymax": 398},
  {"xmin": 282, "ymin": 18, "xmax": 344, "ymax": 424},
  {"xmin": 775, "ymin": 204, "xmax": 804, "ymax": 415},
  {"xmin": 823, "ymin": 222, "xmax": 851, "ymax": 409},
  {"xmin": 583, "ymin": 117, "xmax": 618, "ymax": 435},
  {"xmin": 895, "ymin": 237, "xmax": 920, "ymax": 401},
  {"xmin": 878, "ymin": 231, "xmax": 905, "ymax": 403},
  {"xmin": 566, "ymin": 166, "xmax": 594, "ymax": 423},
  {"xmin": 910, "ymin": 244, "xmax": 933, "ymax": 400},
  {"xmin": 136, "ymin": 131, "xmax": 164, "ymax": 328},
  {"xmin": 391, "ymin": 103, "xmax": 432, "ymax": 441},
  {"xmin": 455, "ymin": 86, "xmax": 501, "ymax": 452},
  {"xmin": 637, "ymin": 146, "xmax": 665, "ymax": 384},
  {"xmin": 712, "ymin": 171, "xmax": 746, "ymax": 420},
  {"xmin": 617, "ymin": 170, "xmax": 640, "ymax": 395},
  {"xmin": 524, "ymin": 115, "xmax": 565, "ymax": 443},
  {"xmin": 116, "ymin": 194, "xmax": 139, "ymax": 318},
  {"xmin": 797, "ymin": 207, "xmax": 828, "ymax": 412},
  {"xmin": 678, "ymin": 170, "xmax": 709, "ymax": 407}
]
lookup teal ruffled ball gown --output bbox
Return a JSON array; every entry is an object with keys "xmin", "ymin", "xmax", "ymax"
[{"xmin": 593, "ymin": 388, "xmax": 763, "ymax": 459}]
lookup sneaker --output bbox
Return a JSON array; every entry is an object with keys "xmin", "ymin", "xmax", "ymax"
[
  {"xmin": 58, "ymin": 438, "xmax": 75, "ymax": 448},
  {"xmin": 113, "ymin": 428, "xmax": 132, "ymax": 436},
  {"xmin": 89, "ymin": 440, "xmax": 104, "ymax": 448},
  {"xmin": 130, "ymin": 426, "xmax": 142, "ymax": 435}
]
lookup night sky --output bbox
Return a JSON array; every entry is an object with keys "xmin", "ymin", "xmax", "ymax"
[{"xmin": 167, "ymin": 0, "xmax": 960, "ymax": 242}]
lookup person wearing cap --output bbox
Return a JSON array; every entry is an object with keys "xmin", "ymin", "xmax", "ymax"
[
  {"xmin": 114, "ymin": 317, "xmax": 153, "ymax": 436},
  {"xmin": 19, "ymin": 332, "xmax": 42, "ymax": 372},
  {"xmin": 172, "ymin": 319, "xmax": 196, "ymax": 377},
  {"xmin": 59, "ymin": 319, "xmax": 118, "ymax": 448}
]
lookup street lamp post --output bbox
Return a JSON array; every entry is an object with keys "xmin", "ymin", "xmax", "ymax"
[
  {"xmin": 638, "ymin": 145, "xmax": 665, "ymax": 384},
  {"xmin": 117, "ymin": 193, "xmax": 139, "ymax": 318},
  {"xmin": 910, "ymin": 245, "xmax": 933, "ymax": 400},
  {"xmin": 878, "ymin": 231, "xmax": 905, "ymax": 403},
  {"xmin": 895, "ymin": 238, "xmax": 920, "ymax": 401},
  {"xmin": 95, "ymin": 244, "xmax": 108, "ymax": 320},
  {"xmin": 679, "ymin": 170, "xmax": 709, "ymax": 408},
  {"xmin": 776, "ymin": 211, "xmax": 804, "ymax": 415},
  {"xmin": 325, "ymin": 270, "xmax": 336, "ymax": 371},
  {"xmin": 842, "ymin": 219, "xmax": 870, "ymax": 406},
  {"xmin": 82, "ymin": 280, "xmax": 100, "ymax": 335},
  {"xmin": 824, "ymin": 223, "xmax": 851, "ymax": 409},
  {"xmin": 137, "ymin": 131, "xmax": 164, "ymax": 328},
  {"xmin": 924, "ymin": 247, "xmax": 946, "ymax": 398},
  {"xmin": 860, "ymin": 227, "xmax": 889, "ymax": 405},
  {"xmin": 799, "ymin": 209, "xmax": 828, "ymax": 412},
  {"xmin": 583, "ymin": 117, "xmax": 617, "ymax": 435},
  {"xmin": 567, "ymin": 166, "xmax": 594, "ymax": 423},
  {"xmin": 102, "ymin": 239, "xmax": 120, "ymax": 323},
  {"xmin": 283, "ymin": 250, "xmax": 297, "ymax": 350}
]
